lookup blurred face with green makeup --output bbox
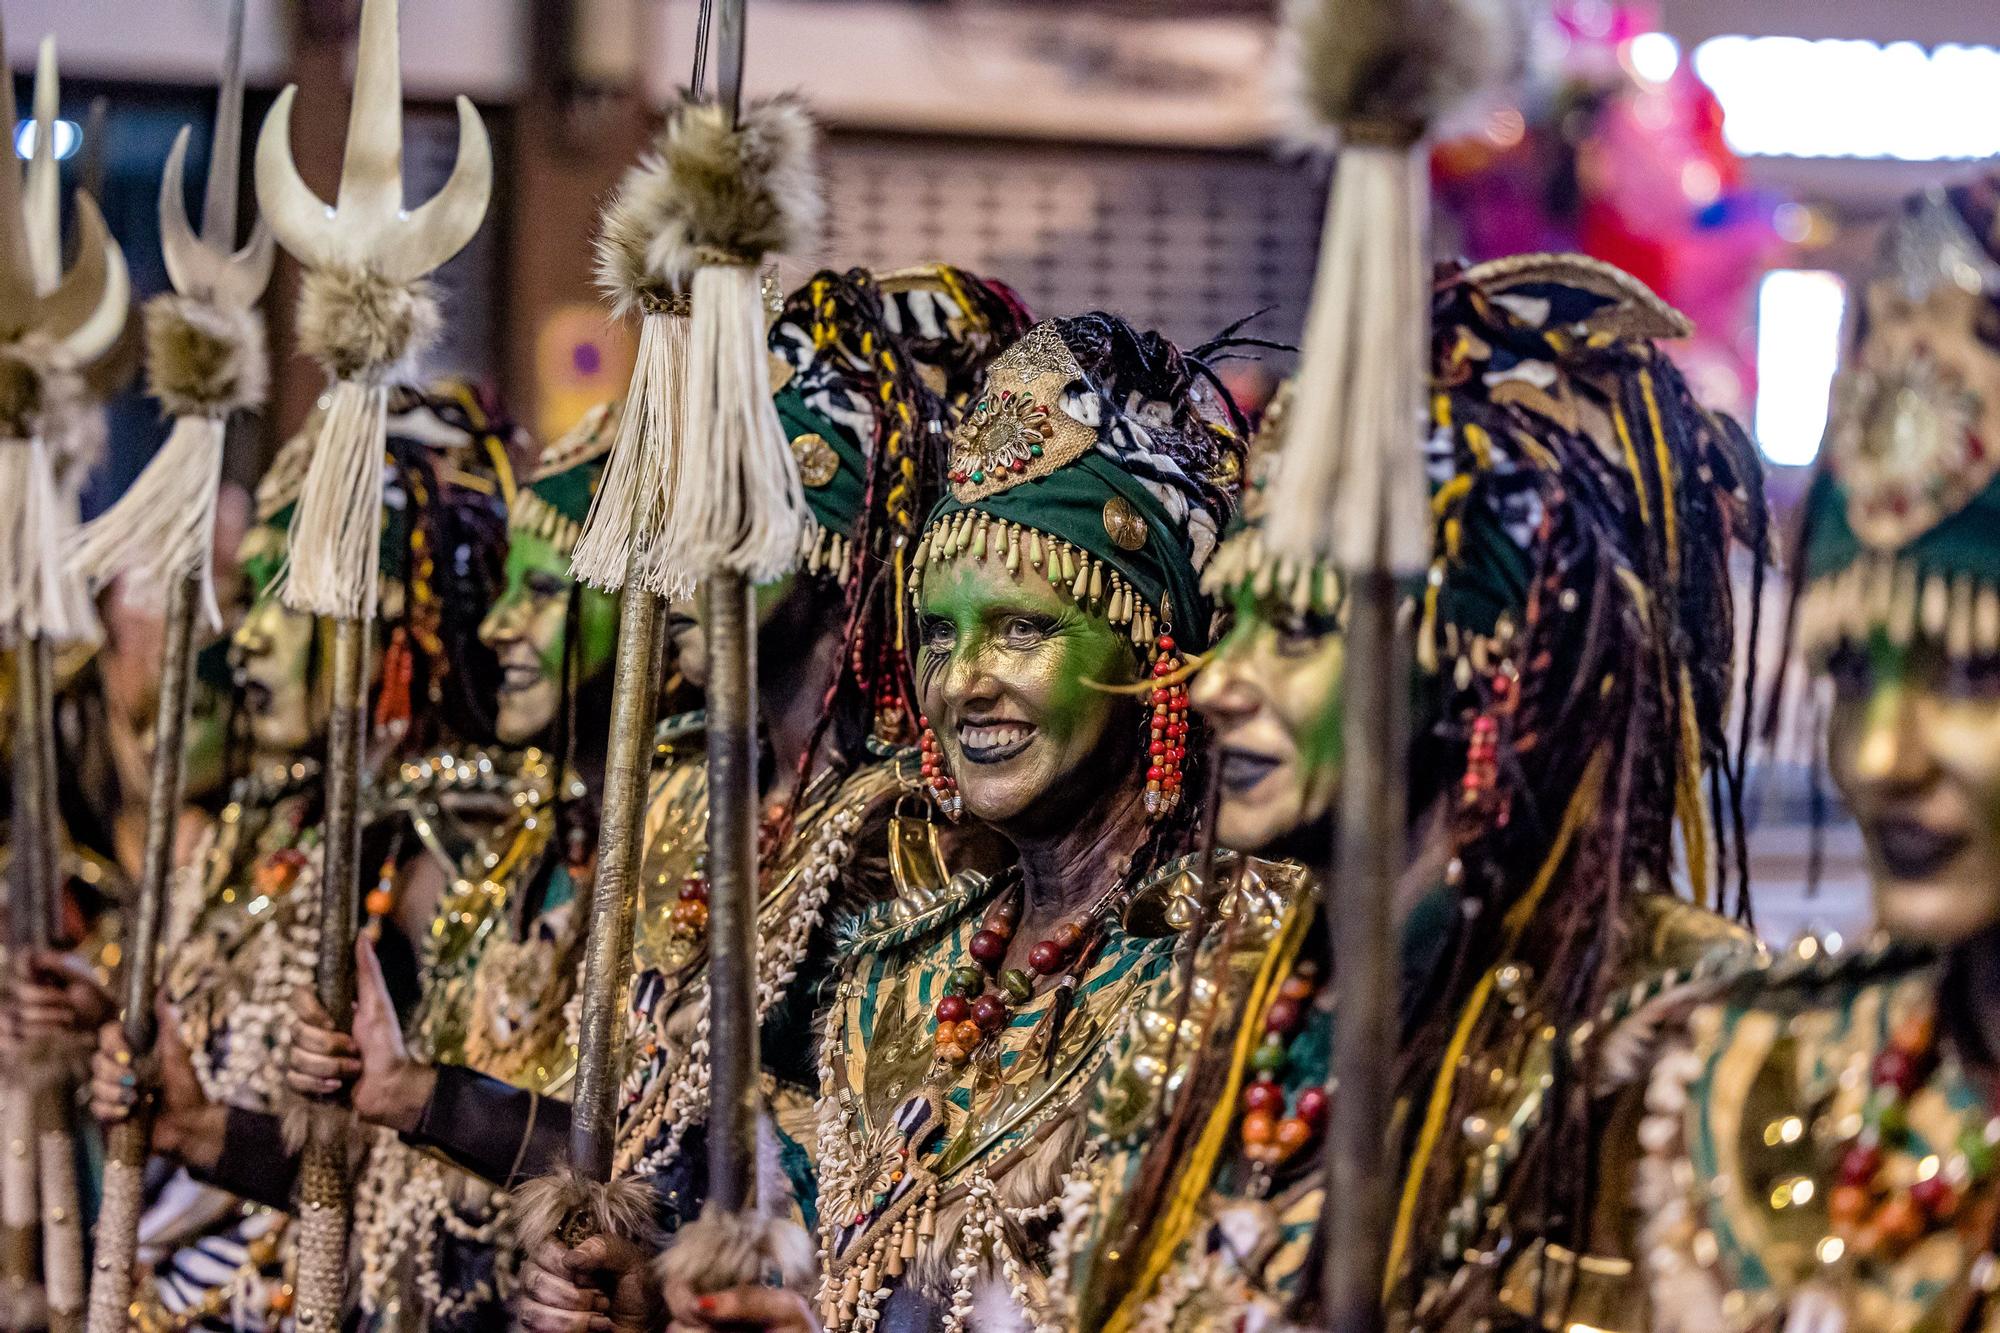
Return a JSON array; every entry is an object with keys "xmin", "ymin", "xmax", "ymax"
[
  {"xmin": 1190, "ymin": 585, "xmax": 1344, "ymax": 858},
  {"xmin": 1827, "ymin": 631, "xmax": 2000, "ymax": 944},
  {"xmin": 478, "ymin": 529, "xmax": 618, "ymax": 746},
  {"xmin": 915, "ymin": 554, "xmax": 1143, "ymax": 834},
  {"xmin": 228, "ymin": 525, "xmax": 327, "ymax": 758}
]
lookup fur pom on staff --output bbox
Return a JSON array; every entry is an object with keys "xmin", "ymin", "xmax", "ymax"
[
  {"xmin": 0, "ymin": 346, "xmax": 97, "ymax": 647},
  {"xmin": 510, "ymin": 1167, "xmax": 664, "ymax": 1258},
  {"xmin": 279, "ymin": 275, "xmax": 440, "ymax": 620},
  {"xmin": 639, "ymin": 95, "xmax": 822, "ymax": 592},
  {"xmin": 69, "ymin": 294, "xmax": 269, "ymax": 629},
  {"xmin": 570, "ymin": 148, "xmax": 694, "ymax": 592},
  {"xmin": 1262, "ymin": 0, "xmax": 1529, "ymax": 573}
]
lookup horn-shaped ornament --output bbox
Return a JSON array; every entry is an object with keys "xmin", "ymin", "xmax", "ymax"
[
  {"xmin": 72, "ymin": 0, "xmax": 273, "ymax": 631},
  {"xmin": 0, "ymin": 24, "xmax": 129, "ymax": 647},
  {"xmin": 254, "ymin": 0, "xmax": 491, "ymax": 621},
  {"xmin": 0, "ymin": 31, "xmax": 131, "ymax": 1333},
  {"xmin": 251, "ymin": 1, "xmax": 490, "ymax": 1324},
  {"xmin": 80, "ymin": 5, "xmax": 270, "ymax": 1322}
]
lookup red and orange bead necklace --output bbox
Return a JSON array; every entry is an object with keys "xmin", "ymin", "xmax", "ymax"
[{"xmin": 931, "ymin": 876, "xmax": 1103, "ymax": 1066}]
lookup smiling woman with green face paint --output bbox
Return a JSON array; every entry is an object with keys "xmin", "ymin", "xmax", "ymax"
[
  {"xmin": 1641, "ymin": 178, "xmax": 2000, "ymax": 1333},
  {"xmin": 784, "ymin": 312, "xmax": 1250, "ymax": 1333},
  {"xmin": 915, "ymin": 555, "xmax": 1142, "ymax": 832}
]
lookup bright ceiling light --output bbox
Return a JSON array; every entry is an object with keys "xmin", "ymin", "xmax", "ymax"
[
  {"xmin": 1628, "ymin": 32, "xmax": 1681, "ymax": 84},
  {"xmin": 1694, "ymin": 36, "xmax": 2000, "ymax": 159},
  {"xmin": 13, "ymin": 118, "xmax": 80, "ymax": 162},
  {"xmin": 1754, "ymin": 269, "xmax": 1847, "ymax": 467}
]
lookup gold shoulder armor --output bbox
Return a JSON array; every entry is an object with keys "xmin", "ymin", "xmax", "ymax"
[{"xmin": 1615, "ymin": 891, "xmax": 1764, "ymax": 990}]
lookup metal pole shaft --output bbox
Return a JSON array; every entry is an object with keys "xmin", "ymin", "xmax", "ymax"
[
  {"xmin": 13, "ymin": 636, "xmax": 57, "ymax": 952},
  {"xmin": 86, "ymin": 571, "xmax": 199, "ymax": 1333},
  {"xmin": 292, "ymin": 615, "xmax": 368, "ymax": 1331},
  {"xmin": 4, "ymin": 637, "xmax": 49, "ymax": 1321},
  {"xmin": 570, "ymin": 581, "xmax": 664, "ymax": 1180},
  {"xmin": 702, "ymin": 573, "xmax": 758, "ymax": 1212},
  {"xmin": 1323, "ymin": 572, "xmax": 1406, "ymax": 1332}
]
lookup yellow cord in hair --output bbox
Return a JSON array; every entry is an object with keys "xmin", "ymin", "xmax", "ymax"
[
  {"xmin": 1463, "ymin": 422, "xmax": 1493, "ymax": 472},
  {"xmin": 1675, "ymin": 664, "xmax": 1709, "ymax": 906},
  {"xmin": 1639, "ymin": 368, "xmax": 1680, "ymax": 584},
  {"xmin": 1610, "ymin": 400, "xmax": 1652, "ymax": 533},
  {"xmin": 1384, "ymin": 748, "xmax": 1609, "ymax": 1298},
  {"xmin": 1102, "ymin": 897, "xmax": 1314, "ymax": 1333}
]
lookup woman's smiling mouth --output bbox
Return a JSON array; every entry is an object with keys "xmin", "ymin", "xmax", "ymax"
[
  {"xmin": 957, "ymin": 721, "xmax": 1037, "ymax": 763},
  {"xmin": 1217, "ymin": 746, "xmax": 1281, "ymax": 794},
  {"xmin": 497, "ymin": 661, "xmax": 543, "ymax": 695}
]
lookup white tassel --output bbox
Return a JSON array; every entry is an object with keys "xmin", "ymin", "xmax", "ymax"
[
  {"xmin": 67, "ymin": 414, "xmax": 227, "ymax": 631},
  {"xmin": 1262, "ymin": 143, "xmax": 1432, "ymax": 574},
  {"xmin": 281, "ymin": 379, "xmax": 388, "ymax": 621},
  {"xmin": 654, "ymin": 264, "xmax": 806, "ymax": 589},
  {"xmin": 571, "ymin": 309, "xmax": 690, "ymax": 593},
  {"xmin": 0, "ymin": 435, "xmax": 100, "ymax": 647}
]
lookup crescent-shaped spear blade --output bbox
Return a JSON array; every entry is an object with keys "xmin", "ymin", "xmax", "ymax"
[
  {"xmin": 253, "ymin": 86, "xmax": 339, "ymax": 266},
  {"xmin": 224, "ymin": 218, "xmax": 277, "ymax": 310},
  {"xmin": 47, "ymin": 192, "xmax": 127, "ymax": 364},
  {"xmin": 24, "ymin": 36, "xmax": 61, "ymax": 297},
  {"xmin": 36, "ymin": 190, "xmax": 111, "ymax": 354},
  {"xmin": 378, "ymin": 95, "xmax": 491, "ymax": 285},
  {"xmin": 336, "ymin": 0, "xmax": 406, "ymax": 227},
  {"xmin": 203, "ymin": 0, "xmax": 249, "ymax": 251},
  {"xmin": 163, "ymin": 126, "xmax": 274, "ymax": 311},
  {"xmin": 159, "ymin": 126, "xmax": 208, "ymax": 296}
]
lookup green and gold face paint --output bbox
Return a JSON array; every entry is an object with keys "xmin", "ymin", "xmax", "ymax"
[
  {"xmin": 478, "ymin": 530, "xmax": 618, "ymax": 746},
  {"xmin": 914, "ymin": 555, "xmax": 1141, "ymax": 833},
  {"xmin": 1190, "ymin": 584, "xmax": 1345, "ymax": 857},
  {"xmin": 1827, "ymin": 632, "xmax": 2000, "ymax": 944},
  {"xmin": 229, "ymin": 523, "xmax": 329, "ymax": 757},
  {"xmin": 487, "ymin": 401, "xmax": 621, "ymax": 743}
]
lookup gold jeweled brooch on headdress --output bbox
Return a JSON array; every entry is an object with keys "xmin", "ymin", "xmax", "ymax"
[
  {"xmin": 946, "ymin": 323, "xmax": 1096, "ymax": 503},
  {"xmin": 1829, "ymin": 191, "xmax": 2000, "ymax": 550}
]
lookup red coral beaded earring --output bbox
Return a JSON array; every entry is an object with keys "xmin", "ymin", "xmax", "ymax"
[
  {"xmin": 1145, "ymin": 628, "xmax": 1189, "ymax": 819},
  {"xmin": 919, "ymin": 716, "xmax": 961, "ymax": 821}
]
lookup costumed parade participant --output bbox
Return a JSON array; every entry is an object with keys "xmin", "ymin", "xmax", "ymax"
[
  {"xmin": 656, "ymin": 310, "xmax": 1248, "ymax": 1333},
  {"xmin": 86, "ymin": 387, "xmax": 511, "ymax": 1332},
  {"xmin": 1638, "ymin": 176, "xmax": 2000, "ymax": 1333},
  {"xmin": 71, "ymin": 8, "xmax": 278, "ymax": 1323},
  {"xmin": 293, "ymin": 262, "xmax": 1030, "ymax": 1332},
  {"xmin": 0, "ymin": 26, "xmax": 132, "ymax": 1331},
  {"xmin": 291, "ymin": 403, "xmax": 619, "ymax": 1331},
  {"xmin": 1060, "ymin": 252, "xmax": 1769, "ymax": 1332}
]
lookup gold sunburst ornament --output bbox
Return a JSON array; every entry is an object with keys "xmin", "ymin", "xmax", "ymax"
[
  {"xmin": 1830, "ymin": 353, "xmax": 1988, "ymax": 550},
  {"xmin": 950, "ymin": 388, "xmax": 1052, "ymax": 486}
]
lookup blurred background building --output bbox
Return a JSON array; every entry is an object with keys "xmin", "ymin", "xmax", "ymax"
[{"xmin": 17, "ymin": 0, "xmax": 2000, "ymax": 941}]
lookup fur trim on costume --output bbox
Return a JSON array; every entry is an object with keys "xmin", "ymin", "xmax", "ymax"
[
  {"xmin": 509, "ymin": 1166, "xmax": 663, "ymax": 1256},
  {"xmin": 655, "ymin": 1204, "xmax": 816, "ymax": 1297},
  {"xmin": 0, "ymin": 335, "xmax": 73, "ymax": 440},
  {"xmin": 1278, "ymin": 0, "xmax": 1529, "ymax": 143},
  {"xmin": 295, "ymin": 267, "xmax": 441, "ymax": 382},
  {"xmin": 144, "ymin": 292, "xmax": 268, "ymax": 418},
  {"xmin": 593, "ymin": 95, "xmax": 822, "ymax": 317},
  {"xmin": 276, "ymin": 1094, "xmax": 363, "ymax": 1161}
]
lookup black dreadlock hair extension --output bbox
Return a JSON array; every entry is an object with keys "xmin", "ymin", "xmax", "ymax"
[
  {"xmin": 784, "ymin": 268, "xmax": 1032, "ymax": 835},
  {"xmin": 1047, "ymin": 311, "xmax": 1249, "ymax": 879},
  {"xmin": 382, "ymin": 429, "xmax": 509, "ymax": 751},
  {"xmin": 1379, "ymin": 273, "xmax": 1767, "ymax": 1322}
]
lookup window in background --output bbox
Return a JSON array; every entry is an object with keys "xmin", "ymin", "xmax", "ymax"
[{"xmin": 1754, "ymin": 268, "xmax": 1847, "ymax": 467}]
